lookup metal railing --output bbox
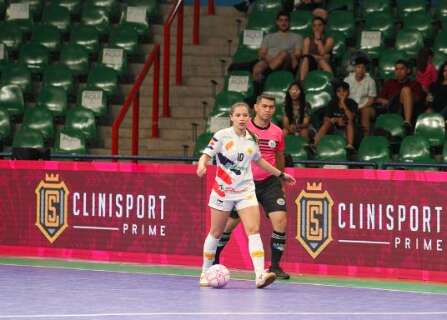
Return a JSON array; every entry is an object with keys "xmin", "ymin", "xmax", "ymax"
[{"xmin": 111, "ymin": 44, "xmax": 160, "ymax": 157}]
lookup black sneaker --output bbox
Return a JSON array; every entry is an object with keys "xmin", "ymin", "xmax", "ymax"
[{"xmin": 269, "ymin": 266, "xmax": 290, "ymax": 280}]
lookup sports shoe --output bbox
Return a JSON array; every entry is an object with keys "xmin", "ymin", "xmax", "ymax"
[
  {"xmin": 255, "ymin": 271, "xmax": 276, "ymax": 289},
  {"xmin": 199, "ymin": 273, "xmax": 209, "ymax": 287},
  {"xmin": 269, "ymin": 266, "xmax": 290, "ymax": 280}
]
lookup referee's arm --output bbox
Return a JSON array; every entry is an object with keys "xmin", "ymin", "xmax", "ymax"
[{"xmin": 275, "ymin": 152, "xmax": 285, "ymax": 172}]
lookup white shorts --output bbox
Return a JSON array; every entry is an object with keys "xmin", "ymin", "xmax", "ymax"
[{"xmin": 208, "ymin": 190, "xmax": 258, "ymax": 212}]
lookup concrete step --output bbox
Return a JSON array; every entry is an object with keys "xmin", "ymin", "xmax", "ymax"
[{"xmin": 160, "ymin": 4, "xmax": 246, "ymax": 19}]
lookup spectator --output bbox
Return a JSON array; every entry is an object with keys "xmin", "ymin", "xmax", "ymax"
[
  {"xmin": 252, "ymin": 11, "xmax": 303, "ymax": 83},
  {"xmin": 314, "ymin": 81, "xmax": 357, "ymax": 149},
  {"xmin": 415, "ymin": 48, "xmax": 437, "ymax": 92},
  {"xmin": 344, "ymin": 57, "xmax": 377, "ymax": 136},
  {"xmin": 282, "ymin": 81, "xmax": 312, "ymax": 140},
  {"xmin": 428, "ymin": 61, "xmax": 447, "ymax": 118},
  {"xmin": 299, "ymin": 17, "xmax": 334, "ymax": 80},
  {"xmin": 376, "ymin": 60, "xmax": 426, "ymax": 128}
]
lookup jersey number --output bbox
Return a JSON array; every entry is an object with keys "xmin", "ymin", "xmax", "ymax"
[{"xmin": 237, "ymin": 153, "xmax": 244, "ymax": 161}]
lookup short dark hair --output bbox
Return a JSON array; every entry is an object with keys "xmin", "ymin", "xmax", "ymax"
[
  {"xmin": 312, "ymin": 16, "xmax": 326, "ymax": 25},
  {"xmin": 276, "ymin": 10, "xmax": 290, "ymax": 20},
  {"xmin": 395, "ymin": 59, "xmax": 410, "ymax": 69},
  {"xmin": 257, "ymin": 93, "xmax": 276, "ymax": 104},
  {"xmin": 354, "ymin": 56, "xmax": 369, "ymax": 66},
  {"xmin": 335, "ymin": 81, "xmax": 350, "ymax": 91}
]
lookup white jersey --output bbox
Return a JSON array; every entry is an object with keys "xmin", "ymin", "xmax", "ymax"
[{"xmin": 203, "ymin": 127, "xmax": 261, "ymax": 199}]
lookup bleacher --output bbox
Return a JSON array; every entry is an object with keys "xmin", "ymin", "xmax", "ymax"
[
  {"xmin": 0, "ymin": 0, "xmax": 160, "ymax": 155},
  {"xmin": 195, "ymin": 0, "xmax": 447, "ymax": 169}
]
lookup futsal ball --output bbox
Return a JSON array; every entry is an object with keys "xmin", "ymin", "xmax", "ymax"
[{"xmin": 205, "ymin": 264, "xmax": 230, "ymax": 288}]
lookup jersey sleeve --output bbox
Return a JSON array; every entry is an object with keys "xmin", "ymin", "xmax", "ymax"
[
  {"xmin": 202, "ymin": 131, "xmax": 223, "ymax": 158},
  {"xmin": 252, "ymin": 142, "xmax": 262, "ymax": 161}
]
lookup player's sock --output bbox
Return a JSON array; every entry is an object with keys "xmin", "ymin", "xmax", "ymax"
[
  {"xmin": 214, "ymin": 231, "xmax": 231, "ymax": 265},
  {"xmin": 271, "ymin": 231, "xmax": 286, "ymax": 268},
  {"xmin": 202, "ymin": 233, "xmax": 219, "ymax": 273},
  {"xmin": 248, "ymin": 233, "xmax": 265, "ymax": 278}
]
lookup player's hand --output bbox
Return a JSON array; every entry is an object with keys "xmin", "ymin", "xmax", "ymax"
[
  {"xmin": 196, "ymin": 165, "xmax": 207, "ymax": 177},
  {"xmin": 283, "ymin": 173, "xmax": 296, "ymax": 185}
]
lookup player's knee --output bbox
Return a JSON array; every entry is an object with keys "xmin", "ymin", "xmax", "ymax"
[
  {"xmin": 245, "ymin": 226, "xmax": 260, "ymax": 235},
  {"xmin": 209, "ymin": 228, "xmax": 223, "ymax": 239}
]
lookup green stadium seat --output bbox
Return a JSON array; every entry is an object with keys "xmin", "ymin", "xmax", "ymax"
[
  {"xmin": 252, "ymin": 0, "xmax": 284, "ymax": 12},
  {"xmin": 0, "ymin": 85, "xmax": 25, "ymax": 118},
  {"xmin": 224, "ymin": 71, "xmax": 254, "ymax": 100},
  {"xmin": 361, "ymin": 0, "xmax": 391, "ymax": 16},
  {"xmin": 357, "ymin": 31, "xmax": 383, "ymax": 60},
  {"xmin": 60, "ymin": 44, "xmax": 90, "ymax": 77},
  {"xmin": 42, "ymin": 5, "xmax": 71, "ymax": 35},
  {"xmin": 434, "ymin": 31, "xmax": 447, "ymax": 55},
  {"xmin": 402, "ymin": 12, "xmax": 434, "ymax": 41},
  {"xmin": 22, "ymin": 106, "xmax": 55, "ymax": 142},
  {"xmin": 246, "ymin": 10, "xmax": 276, "ymax": 34},
  {"xmin": 443, "ymin": 139, "xmax": 447, "ymax": 163},
  {"xmin": 327, "ymin": 0, "xmax": 354, "ymax": 11},
  {"xmin": 54, "ymin": 128, "xmax": 87, "ymax": 154},
  {"xmin": 364, "ymin": 12, "xmax": 395, "ymax": 42},
  {"xmin": 305, "ymin": 90, "xmax": 331, "ymax": 113},
  {"xmin": 19, "ymin": 43, "xmax": 49, "ymax": 75},
  {"xmin": 87, "ymin": 64, "xmax": 118, "ymax": 98},
  {"xmin": 263, "ymin": 70, "xmax": 294, "ymax": 104},
  {"xmin": 77, "ymin": 87, "xmax": 107, "ymax": 118},
  {"xmin": 0, "ymin": 0, "xmax": 5, "ymax": 19},
  {"xmin": 81, "ymin": 4, "xmax": 110, "ymax": 36},
  {"xmin": 329, "ymin": 31, "xmax": 347, "ymax": 60},
  {"xmin": 374, "ymin": 113, "xmax": 406, "ymax": 145},
  {"xmin": 127, "ymin": 0, "xmax": 160, "ymax": 20},
  {"xmin": 327, "ymin": 11, "xmax": 355, "ymax": 40},
  {"xmin": 31, "ymin": 24, "xmax": 62, "ymax": 54},
  {"xmin": 397, "ymin": 0, "xmax": 427, "ymax": 18},
  {"xmin": 285, "ymin": 135, "xmax": 308, "ymax": 166},
  {"xmin": 0, "ymin": 21, "xmax": 23, "ymax": 52},
  {"xmin": 0, "ymin": 109, "xmax": 11, "ymax": 143},
  {"xmin": 65, "ymin": 107, "xmax": 97, "ymax": 143},
  {"xmin": 43, "ymin": 64, "xmax": 74, "ymax": 94},
  {"xmin": 193, "ymin": 132, "xmax": 213, "ymax": 158},
  {"xmin": 315, "ymin": 134, "xmax": 347, "ymax": 161},
  {"xmin": 436, "ymin": 0, "xmax": 447, "ymax": 19},
  {"xmin": 121, "ymin": 6, "xmax": 150, "ymax": 37},
  {"xmin": 432, "ymin": 51, "xmax": 447, "ymax": 70},
  {"xmin": 212, "ymin": 91, "xmax": 245, "ymax": 113},
  {"xmin": 303, "ymin": 70, "xmax": 333, "ymax": 93},
  {"xmin": 85, "ymin": 0, "xmax": 121, "ymax": 21},
  {"xmin": 377, "ymin": 49, "xmax": 408, "ymax": 80},
  {"xmin": 232, "ymin": 45, "xmax": 258, "ymax": 65},
  {"xmin": 358, "ymin": 136, "xmax": 390, "ymax": 168},
  {"xmin": 50, "ymin": 0, "xmax": 82, "ymax": 17},
  {"xmin": 394, "ymin": 30, "xmax": 424, "ymax": 58},
  {"xmin": 0, "ymin": 44, "xmax": 8, "ymax": 74},
  {"xmin": 399, "ymin": 135, "xmax": 435, "ymax": 167},
  {"xmin": 1, "ymin": 63, "xmax": 32, "ymax": 95},
  {"xmin": 290, "ymin": 10, "xmax": 312, "ymax": 37},
  {"xmin": 6, "ymin": 3, "xmax": 33, "ymax": 34},
  {"xmin": 13, "ymin": 127, "xmax": 44, "ymax": 148},
  {"xmin": 37, "ymin": 86, "xmax": 68, "ymax": 117},
  {"xmin": 70, "ymin": 25, "xmax": 100, "ymax": 56},
  {"xmin": 109, "ymin": 24, "xmax": 139, "ymax": 56},
  {"xmin": 414, "ymin": 112, "xmax": 445, "ymax": 148}
]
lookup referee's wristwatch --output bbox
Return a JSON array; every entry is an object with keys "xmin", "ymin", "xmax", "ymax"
[{"xmin": 278, "ymin": 172, "xmax": 285, "ymax": 179}]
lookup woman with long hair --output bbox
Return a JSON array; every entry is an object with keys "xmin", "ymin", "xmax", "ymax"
[{"xmin": 283, "ymin": 81, "xmax": 312, "ymax": 140}]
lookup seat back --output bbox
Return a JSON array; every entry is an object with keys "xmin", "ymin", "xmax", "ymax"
[
  {"xmin": 358, "ymin": 136, "xmax": 390, "ymax": 168},
  {"xmin": 414, "ymin": 112, "xmax": 446, "ymax": 148}
]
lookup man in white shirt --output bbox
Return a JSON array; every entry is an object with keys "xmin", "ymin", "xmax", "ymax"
[{"xmin": 344, "ymin": 57, "xmax": 377, "ymax": 136}]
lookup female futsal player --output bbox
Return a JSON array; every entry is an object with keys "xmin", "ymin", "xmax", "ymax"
[{"xmin": 196, "ymin": 102, "xmax": 296, "ymax": 288}]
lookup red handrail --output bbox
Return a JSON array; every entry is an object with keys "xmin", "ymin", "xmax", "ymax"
[
  {"xmin": 111, "ymin": 44, "xmax": 160, "ymax": 158},
  {"xmin": 208, "ymin": 0, "xmax": 215, "ymax": 15}
]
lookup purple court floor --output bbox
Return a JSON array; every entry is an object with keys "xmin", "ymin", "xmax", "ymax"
[{"xmin": 0, "ymin": 264, "xmax": 446, "ymax": 320}]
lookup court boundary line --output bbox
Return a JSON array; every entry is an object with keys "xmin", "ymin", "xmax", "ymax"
[
  {"xmin": 1, "ymin": 311, "xmax": 447, "ymax": 318},
  {"xmin": 1, "ymin": 262, "xmax": 446, "ymax": 296}
]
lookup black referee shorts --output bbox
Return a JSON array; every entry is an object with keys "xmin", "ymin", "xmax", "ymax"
[{"xmin": 230, "ymin": 175, "xmax": 287, "ymax": 219}]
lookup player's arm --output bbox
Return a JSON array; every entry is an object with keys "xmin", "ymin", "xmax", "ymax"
[
  {"xmin": 276, "ymin": 151, "xmax": 285, "ymax": 172},
  {"xmin": 197, "ymin": 154, "xmax": 211, "ymax": 177},
  {"xmin": 254, "ymin": 158, "xmax": 296, "ymax": 185}
]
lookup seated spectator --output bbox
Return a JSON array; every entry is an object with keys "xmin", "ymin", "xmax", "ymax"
[
  {"xmin": 344, "ymin": 57, "xmax": 377, "ymax": 136},
  {"xmin": 415, "ymin": 48, "xmax": 437, "ymax": 92},
  {"xmin": 252, "ymin": 11, "xmax": 303, "ymax": 83},
  {"xmin": 299, "ymin": 17, "xmax": 334, "ymax": 80},
  {"xmin": 282, "ymin": 81, "xmax": 312, "ymax": 140},
  {"xmin": 314, "ymin": 81, "xmax": 357, "ymax": 149},
  {"xmin": 376, "ymin": 60, "xmax": 426, "ymax": 128},
  {"xmin": 292, "ymin": 0, "xmax": 328, "ymax": 20},
  {"xmin": 428, "ymin": 61, "xmax": 447, "ymax": 119}
]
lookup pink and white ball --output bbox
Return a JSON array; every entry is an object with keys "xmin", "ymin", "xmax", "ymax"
[{"xmin": 205, "ymin": 264, "xmax": 230, "ymax": 288}]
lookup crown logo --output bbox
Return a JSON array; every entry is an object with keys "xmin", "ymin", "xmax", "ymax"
[
  {"xmin": 45, "ymin": 174, "xmax": 60, "ymax": 182},
  {"xmin": 306, "ymin": 182, "xmax": 322, "ymax": 192}
]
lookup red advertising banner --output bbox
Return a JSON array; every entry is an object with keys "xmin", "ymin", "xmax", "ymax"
[{"xmin": 0, "ymin": 160, "xmax": 446, "ymax": 282}]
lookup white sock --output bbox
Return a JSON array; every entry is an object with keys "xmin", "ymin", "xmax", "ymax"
[
  {"xmin": 248, "ymin": 233, "xmax": 265, "ymax": 278},
  {"xmin": 202, "ymin": 233, "xmax": 219, "ymax": 273}
]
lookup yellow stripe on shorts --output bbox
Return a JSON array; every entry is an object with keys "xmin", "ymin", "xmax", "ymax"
[{"xmin": 250, "ymin": 250, "xmax": 264, "ymax": 258}]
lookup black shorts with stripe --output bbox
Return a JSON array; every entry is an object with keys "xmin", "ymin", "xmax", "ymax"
[{"xmin": 230, "ymin": 175, "xmax": 286, "ymax": 218}]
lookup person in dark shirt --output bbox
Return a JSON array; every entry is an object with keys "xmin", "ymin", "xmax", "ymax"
[
  {"xmin": 428, "ymin": 61, "xmax": 447, "ymax": 119},
  {"xmin": 314, "ymin": 81, "xmax": 357, "ymax": 149},
  {"xmin": 376, "ymin": 60, "xmax": 426, "ymax": 128}
]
